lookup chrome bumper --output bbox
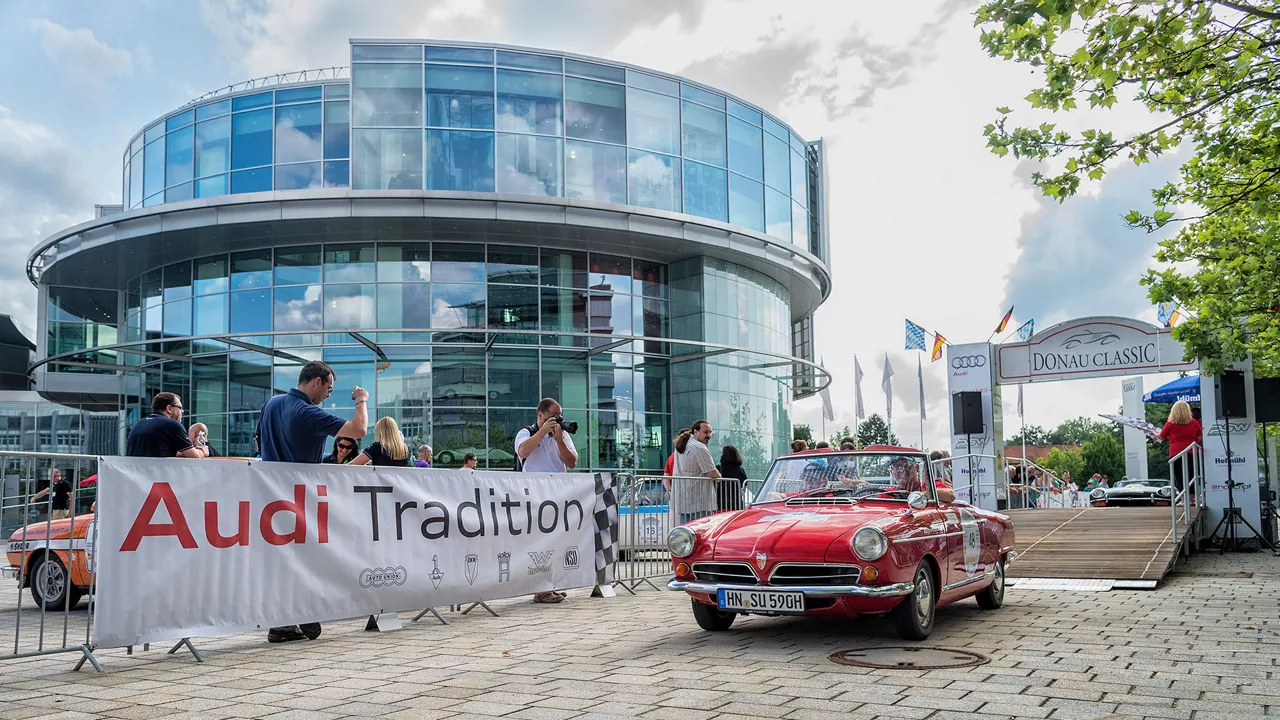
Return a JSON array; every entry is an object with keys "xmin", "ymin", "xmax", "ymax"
[
  {"xmin": 2, "ymin": 566, "xmax": 19, "ymax": 580},
  {"xmin": 667, "ymin": 578, "xmax": 916, "ymax": 598}
]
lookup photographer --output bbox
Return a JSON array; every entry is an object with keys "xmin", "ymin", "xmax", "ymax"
[
  {"xmin": 514, "ymin": 397, "xmax": 578, "ymax": 605},
  {"xmin": 515, "ymin": 397, "xmax": 578, "ymax": 473}
]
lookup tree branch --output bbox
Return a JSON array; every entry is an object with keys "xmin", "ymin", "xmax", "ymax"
[{"xmin": 1214, "ymin": 0, "xmax": 1280, "ymax": 22}]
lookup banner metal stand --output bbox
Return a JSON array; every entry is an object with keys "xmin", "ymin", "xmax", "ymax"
[
  {"xmin": 411, "ymin": 607, "xmax": 450, "ymax": 625},
  {"xmin": 459, "ymin": 600, "xmax": 499, "ymax": 617}
]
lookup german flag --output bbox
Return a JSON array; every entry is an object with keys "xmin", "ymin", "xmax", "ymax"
[
  {"xmin": 995, "ymin": 306, "xmax": 1014, "ymax": 334},
  {"xmin": 931, "ymin": 333, "xmax": 946, "ymax": 362}
]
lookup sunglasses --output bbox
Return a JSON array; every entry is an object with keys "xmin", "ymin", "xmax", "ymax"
[{"xmin": 338, "ymin": 443, "xmax": 357, "ymax": 451}]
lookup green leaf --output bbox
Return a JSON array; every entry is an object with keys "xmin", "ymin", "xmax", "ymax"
[{"xmin": 1153, "ymin": 210, "xmax": 1174, "ymax": 227}]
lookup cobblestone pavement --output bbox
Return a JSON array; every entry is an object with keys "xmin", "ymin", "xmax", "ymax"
[{"xmin": 0, "ymin": 550, "xmax": 1277, "ymax": 720}]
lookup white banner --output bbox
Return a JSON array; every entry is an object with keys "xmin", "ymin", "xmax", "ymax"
[
  {"xmin": 946, "ymin": 342, "xmax": 1003, "ymax": 511},
  {"xmin": 94, "ymin": 458, "xmax": 607, "ymax": 647},
  {"xmin": 1121, "ymin": 376, "xmax": 1150, "ymax": 479},
  {"xmin": 996, "ymin": 316, "xmax": 1195, "ymax": 384}
]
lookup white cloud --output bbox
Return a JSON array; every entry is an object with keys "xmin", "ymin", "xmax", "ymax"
[
  {"xmin": 30, "ymin": 19, "xmax": 138, "ymax": 92},
  {"xmin": 0, "ymin": 106, "xmax": 94, "ymax": 335}
]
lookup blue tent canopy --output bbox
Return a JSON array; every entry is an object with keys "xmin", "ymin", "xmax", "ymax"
[{"xmin": 1143, "ymin": 375, "xmax": 1200, "ymax": 403}]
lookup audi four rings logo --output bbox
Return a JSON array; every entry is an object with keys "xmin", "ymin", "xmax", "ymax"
[
  {"xmin": 951, "ymin": 355, "xmax": 987, "ymax": 369},
  {"xmin": 359, "ymin": 566, "xmax": 408, "ymax": 588}
]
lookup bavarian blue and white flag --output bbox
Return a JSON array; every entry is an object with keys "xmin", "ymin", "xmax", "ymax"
[
  {"xmin": 905, "ymin": 320, "xmax": 927, "ymax": 351},
  {"xmin": 1016, "ymin": 319, "xmax": 1035, "ymax": 342}
]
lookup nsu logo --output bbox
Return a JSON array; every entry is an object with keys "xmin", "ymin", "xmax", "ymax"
[{"xmin": 951, "ymin": 355, "xmax": 987, "ymax": 369}]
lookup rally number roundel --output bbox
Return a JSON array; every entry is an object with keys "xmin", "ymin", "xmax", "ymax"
[{"xmin": 959, "ymin": 509, "xmax": 980, "ymax": 576}]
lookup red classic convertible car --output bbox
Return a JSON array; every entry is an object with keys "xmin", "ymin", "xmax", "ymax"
[{"xmin": 667, "ymin": 446, "xmax": 1016, "ymax": 639}]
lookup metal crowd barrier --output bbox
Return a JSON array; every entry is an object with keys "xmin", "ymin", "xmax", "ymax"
[
  {"xmin": 932, "ymin": 453, "xmax": 1005, "ymax": 508},
  {"xmin": 613, "ymin": 473, "xmax": 756, "ymax": 593},
  {"xmin": 1168, "ymin": 443, "xmax": 1206, "ymax": 557},
  {"xmin": 0, "ymin": 451, "xmax": 103, "ymax": 671}
]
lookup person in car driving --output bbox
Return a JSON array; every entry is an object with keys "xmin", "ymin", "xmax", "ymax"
[{"xmin": 888, "ymin": 457, "xmax": 955, "ymax": 503}]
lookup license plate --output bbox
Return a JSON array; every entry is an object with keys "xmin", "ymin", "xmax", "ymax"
[{"xmin": 717, "ymin": 588, "xmax": 804, "ymax": 615}]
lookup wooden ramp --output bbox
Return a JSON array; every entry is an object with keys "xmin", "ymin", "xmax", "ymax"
[{"xmin": 1005, "ymin": 506, "xmax": 1202, "ymax": 582}]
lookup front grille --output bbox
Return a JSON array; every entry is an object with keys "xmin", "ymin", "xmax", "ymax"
[
  {"xmin": 769, "ymin": 563, "xmax": 861, "ymax": 586},
  {"xmin": 692, "ymin": 562, "xmax": 758, "ymax": 584},
  {"xmin": 785, "ymin": 497, "xmax": 852, "ymax": 506}
]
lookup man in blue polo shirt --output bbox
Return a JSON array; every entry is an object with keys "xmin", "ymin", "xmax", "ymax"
[{"xmin": 256, "ymin": 360, "xmax": 368, "ymax": 643}]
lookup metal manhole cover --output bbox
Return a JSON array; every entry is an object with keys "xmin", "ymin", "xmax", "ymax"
[{"xmin": 829, "ymin": 646, "xmax": 989, "ymax": 670}]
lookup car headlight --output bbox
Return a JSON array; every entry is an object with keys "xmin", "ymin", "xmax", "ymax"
[
  {"xmin": 1157, "ymin": 485, "xmax": 1172, "ymax": 497},
  {"xmin": 667, "ymin": 526, "xmax": 696, "ymax": 558},
  {"xmin": 1090, "ymin": 488, "xmax": 1106, "ymax": 499},
  {"xmin": 851, "ymin": 527, "xmax": 888, "ymax": 562}
]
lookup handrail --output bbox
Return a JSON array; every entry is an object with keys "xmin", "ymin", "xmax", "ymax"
[
  {"xmin": 932, "ymin": 453, "xmax": 1004, "ymax": 505},
  {"xmin": 1166, "ymin": 442, "xmax": 1204, "ymax": 561},
  {"xmin": 182, "ymin": 67, "xmax": 350, "ymax": 107},
  {"xmin": 1003, "ymin": 456, "xmax": 1073, "ymax": 508}
]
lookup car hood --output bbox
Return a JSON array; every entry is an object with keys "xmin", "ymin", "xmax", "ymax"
[
  {"xmin": 7, "ymin": 515, "xmax": 94, "ymax": 542},
  {"xmin": 699, "ymin": 501, "xmax": 898, "ymax": 561}
]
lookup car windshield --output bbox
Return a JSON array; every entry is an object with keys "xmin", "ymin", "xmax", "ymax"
[
  {"xmin": 1116, "ymin": 479, "xmax": 1167, "ymax": 488},
  {"xmin": 758, "ymin": 452, "xmax": 931, "ymax": 502}
]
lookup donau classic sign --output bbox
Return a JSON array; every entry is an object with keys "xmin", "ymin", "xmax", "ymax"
[{"xmin": 996, "ymin": 316, "xmax": 1196, "ymax": 383}]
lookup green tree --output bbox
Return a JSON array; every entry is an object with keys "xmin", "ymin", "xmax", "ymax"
[
  {"xmin": 792, "ymin": 424, "xmax": 813, "ymax": 445},
  {"xmin": 1082, "ymin": 432, "xmax": 1126, "ymax": 482},
  {"xmin": 1144, "ymin": 402, "xmax": 1173, "ymax": 479},
  {"xmin": 826, "ymin": 425, "xmax": 854, "ymax": 448},
  {"xmin": 976, "ymin": 1, "xmax": 1280, "ymax": 375},
  {"xmin": 1007, "ymin": 424, "xmax": 1051, "ymax": 445},
  {"xmin": 1040, "ymin": 446, "xmax": 1087, "ymax": 487},
  {"xmin": 1048, "ymin": 416, "xmax": 1112, "ymax": 445},
  {"xmin": 856, "ymin": 414, "xmax": 901, "ymax": 447}
]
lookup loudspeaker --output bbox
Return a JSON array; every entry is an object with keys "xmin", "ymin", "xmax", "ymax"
[
  {"xmin": 1254, "ymin": 377, "xmax": 1280, "ymax": 424},
  {"xmin": 1218, "ymin": 371, "xmax": 1247, "ymax": 419},
  {"xmin": 952, "ymin": 391, "xmax": 984, "ymax": 435}
]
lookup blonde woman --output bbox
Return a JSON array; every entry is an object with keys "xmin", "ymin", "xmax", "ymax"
[
  {"xmin": 1159, "ymin": 399, "xmax": 1202, "ymax": 491},
  {"xmin": 350, "ymin": 417, "xmax": 411, "ymax": 467}
]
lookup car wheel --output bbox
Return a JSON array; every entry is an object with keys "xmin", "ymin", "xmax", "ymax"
[
  {"xmin": 29, "ymin": 554, "xmax": 82, "ymax": 611},
  {"xmin": 691, "ymin": 599, "xmax": 737, "ymax": 631},
  {"xmin": 437, "ymin": 451, "xmax": 454, "ymax": 465},
  {"xmin": 893, "ymin": 561, "xmax": 935, "ymax": 640},
  {"xmin": 976, "ymin": 557, "xmax": 1005, "ymax": 610}
]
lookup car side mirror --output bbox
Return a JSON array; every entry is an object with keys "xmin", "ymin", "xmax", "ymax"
[{"xmin": 907, "ymin": 492, "xmax": 928, "ymax": 510}]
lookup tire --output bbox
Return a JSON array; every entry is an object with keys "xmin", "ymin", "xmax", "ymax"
[
  {"xmin": 976, "ymin": 557, "xmax": 1006, "ymax": 610},
  {"xmin": 437, "ymin": 451, "xmax": 454, "ymax": 465},
  {"xmin": 29, "ymin": 554, "xmax": 82, "ymax": 611},
  {"xmin": 893, "ymin": 561, "xmax": 936, "ymax": 641},
  {"xmin": 691, "ymin": 599, "xmax": 737, "ymax": 631}
]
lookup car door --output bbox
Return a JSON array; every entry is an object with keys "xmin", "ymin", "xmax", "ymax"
[{"xmin": 935, "ymin": 476, "xmax": 984, "ymax": 592}]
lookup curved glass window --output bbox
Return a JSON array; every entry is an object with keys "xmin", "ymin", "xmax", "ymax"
[
  {"xmin": 166, "ymin": 109, "xmax": 195, "ymax": 132},
  {"xmin": 626, "ymin": 88, "xmax": 679, "ymax": 155},
  {"xmin": 197, "ymin": 99, "xmax": 231, "ymax": 120},
  {"xmin": 323, "ymin": 102, "xmax": 350, "ymax": 159},
  {"xmin": 496, "ymin": 133, "xmax": 561, "ymax": 197},
  {"xmin": 377, "ymin": 243, "xmax": 431, "ymax": 282},
  {"xmin": 432, "ymin": 244, "xmax": 486, "ymax": 283},
  {"xmin": 426, "ymin": 46, "xmax": 492, "ymax": 64},
  {"xmin": 229, "ymin": 289, "xmax": 271, "ymax": 333},
  {"xmin": 275, "ymin": 162, "xmax": 322, "ymax": 191},
  {"xmin": 681, "ymin": 84, "xmax": 725, "ymax": 110},
  {"xmin": 354, "ymin": 45, "xmax": 422, "ymax": 61},
  {"xmin": 763, "ymin": 115, "xmax": 788, "ymax": 140},
  {"xmin": 273, "ymin": 285, "xmax": 322, "ymax": 334},
  {"xmin": 727, "ymin": 116, "xmax": 763, "ymax": 182},
  {"xmin": 566, "ymin": 77, "xmax": 625, "ymax": 144},
  {"xmin": 353, "ymin": 129, "xmax": 423, "ymax": 190},
  {"xmin": 627, "ymin": 150, "xmax": 680, "ymax": 213},
  {"xmin": 352, "ymin": 64, "xmax": 423, "ymax": 127},
  {"xmin": 566, "ymin": 140, "xmax": 625, "ymax": 204},
  {"xmin": 231, "ymin": 109, "xmax": 273, "ymax": 170},
  {"xmin": 165, "ymin": 182, "xmax": 193, "ymax": 203},
  {"xmin": 324, "ymin": 284, "xmax": 376, "ymax": 329},
  {"xmin": 567, "ymin": 59, "xmax": 624, "ymax": 83},
  {"xmin": 765, "ymin": 187, "xmax": 791, "ymax": 241},
  {"xmin": 499, "ymin": 51, "xmax": 562, "ymax": 72},
  {"xmin": 496, "ymin": 69, "xmax": 562, "ymax": 136},
  {"xmin": 488, "ymin": 285, "xmax": 539, "ymax": 343},
  {"xmin": 233, "ymin": 92, "xmax": 272, "ymax": 112},
  {"xmin": 727, "ymin": 98, "xmax": 762, "ymax": 125},
  {"xmin": 681, "ymin": 101, "xmax": 726, "ymax": 168},
  {"xmin": 488, "ymin": 246, "xmax": 538, "ymax": 285},
  {"xmin": 627, "ymin": 70, "xmax": 678, "ymax": 96},
  {"xmin": 195, "ymin": 256, "xmax": 228, "ymax": 296},
  {"xmin": 683, "ymin": 161, "xmax": 727, "ymax": 222},
  {"xmin": 763, "ymin": 132, "xmax": 789, "ymax": 192},
  {"xmin": 792, "ymin": 201, "xmax": 809, "ymax": 249},
  {"xmin": 231, "ymin": 250, "xmax": 271, "ymax": 290},
  {"xmin": 323, "ymin": 161, "xmax": 349, "ymax": 188},
  {"xmin": 145, "ymin": 123, "xmax": 164, "ymax": 144},
  {"xmin": 325, "ymin": 244, "xmax": 376, "ymax": 283},
  {"xmin": 542, "ymin": 249, "xmax": 586, "ymax": 288},
  {"xmin": 129, "ymin": 151, "xmax": 144, "ymax": 207},
  {"xmin": 425, "ymin": 65, "xmax": 494, "ymax": 129},
  {"xmin": 377, "ymin": 283, "xmax": 432, "ymax": 330},
  {"xmin": 426, "ymin": 129, "xmax": 494, "ymax": 192},
  {"xmin": 196, "ymin": 174, "xmax": 227, "ymax": 198},
  {"xmin": 195, "ymin": 117, "xmax": 231, "ymax": 177},
  {"xmin": 274, "ymin": 247, "xmax": 321, "ymax": 286},
  {"xmin": 231, "ymin": 167, "xmax": 271, "ymax": 194},
  {"xmin": 729, "ymin": 174, "xmax": 764, "ymax": 232},
  {"xmin": 275, "ymin": 103, "xmax": 322, "ymax": 163},
  {"xmin": 791, "ymin": 149, "xmax": 808, "ymax": 208},
  {"xmin": 143, "ymin": 137, "xmax": 165, "ymax": 198},
  {"xmin": 276, "ymin": 86, "xmax": 323, "ymax": 104},
  {"xmin": 431, "ymin": 283, "xmax": 486, "ymax": 332},
  {"xmin": 194, "ymin": 293, "xmax": 227, "ymax": 335}
]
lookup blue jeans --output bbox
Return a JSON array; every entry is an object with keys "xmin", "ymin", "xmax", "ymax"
[{"xmin": 679, "ymin": 511, "xmax": 711, "ymax": 525}]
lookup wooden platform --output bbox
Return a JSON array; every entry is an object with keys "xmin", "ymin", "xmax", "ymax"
[{"xmin": 1005, "ymin": 506, "xmax": 1202, "ymax": 581}]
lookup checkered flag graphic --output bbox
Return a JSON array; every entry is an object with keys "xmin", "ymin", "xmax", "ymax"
[
  {"xmin": 593, "ymin": 472, "xmax": 620, "ymax": 587},
  {"xmin": 905, "ymin": 320, "xmax": 927, "ymax": 351}
]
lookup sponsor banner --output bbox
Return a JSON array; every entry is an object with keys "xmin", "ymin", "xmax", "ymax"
[
  {"xmin": 996, "ymin": 316, "xmax": 1196, "ymax": 384},
  {"xmin": 94, "ymin": 458, "xmax": 604, "ymax": 647},
  {"xmin": 1200, "ymin": 368, "xmax": 1262, "ymax": 532},
  {"xmin": 1120, "ymin": 377, "xmax": 1150, "ymax": 479},
  {"xmin": 947, "ymin": 343, "xmax": 1003, "ymax": 511}
]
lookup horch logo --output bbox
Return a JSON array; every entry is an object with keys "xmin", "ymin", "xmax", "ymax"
[{"xmin": 497, "ymin": 552, "xmax": 511, "ymax": 582}]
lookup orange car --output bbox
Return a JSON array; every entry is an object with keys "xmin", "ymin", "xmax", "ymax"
[{"xmin": 4, "ymin": 513, "xmax": 96, "ymax": 610}]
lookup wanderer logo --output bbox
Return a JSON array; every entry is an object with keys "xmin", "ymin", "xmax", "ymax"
[
  {"xmin": 359, "ymin": 566, "xmax": 407, "ymax": 588},
  {"xmin": 951, "ymin": 355, "xmax": 987, "ymax": 369}
]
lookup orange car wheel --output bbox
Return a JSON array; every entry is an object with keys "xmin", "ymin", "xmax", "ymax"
[{"xmin": 29, "ymin": 554, "xmax": 82, "ymax": 611}]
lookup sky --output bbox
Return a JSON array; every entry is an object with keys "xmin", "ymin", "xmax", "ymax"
[{"xmin": 0, "ymin": 0, "xmax": 1188, "ymax": 446}]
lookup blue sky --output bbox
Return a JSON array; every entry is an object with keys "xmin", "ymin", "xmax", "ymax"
[{"xmin": 0, "ymin": 0, "xmax": 1186, "ymax": 443}]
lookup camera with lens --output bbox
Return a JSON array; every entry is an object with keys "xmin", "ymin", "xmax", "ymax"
[{"xmin": 550, "ymin": 414, "xmax": 578, "ymax": 435}]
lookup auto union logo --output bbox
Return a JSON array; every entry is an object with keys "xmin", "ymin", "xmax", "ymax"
[
  {"xmin": 464, "ymin": 554, "xmax": 479, "ymax": 585},
  {"xmin": 755, "ymin": 552, "xmax": 767, "ymax": 570},
  {"xmin": 359, "ymin": 566, "xmax": 408, "ymax": 589}
]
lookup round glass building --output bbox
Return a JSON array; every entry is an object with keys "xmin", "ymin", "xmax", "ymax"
[{"xmin": 28, "ymin": 40, "xmax": 831, "ymax": 476}]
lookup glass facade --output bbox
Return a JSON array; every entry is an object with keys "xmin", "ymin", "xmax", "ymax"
[{"xmin": 122, "ymin": 44, "xmax": 819, "ymax": 251}]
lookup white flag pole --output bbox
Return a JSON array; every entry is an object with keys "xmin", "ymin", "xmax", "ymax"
[{"xmin": 918, "ymin": 354, "xmax": 925, "ymax": 450}]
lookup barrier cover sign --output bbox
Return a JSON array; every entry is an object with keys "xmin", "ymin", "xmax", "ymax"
[{"xmin": 94, "ymin": 457, "xmax": 605, "ymax": 647}]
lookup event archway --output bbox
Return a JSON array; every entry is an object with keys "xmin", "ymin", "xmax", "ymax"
[{"xmin": 945, "ymin": 316, "xmax": 1260, "ymax": 533}]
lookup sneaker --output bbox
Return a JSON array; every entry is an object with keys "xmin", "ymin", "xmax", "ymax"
[
  {"xmin": 533, "ymin": 592, "xmax": 564, "ymax": 604},
  {"xmin": 299, "ymin": 622, "xmax": 322, "ymax": 640},
  {"xmin": 267, "ymin": 626, "xmax": 305, "ymax": 643}
]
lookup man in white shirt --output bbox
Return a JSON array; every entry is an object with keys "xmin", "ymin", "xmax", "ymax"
[
  {"xmin": 514, "ymin": 397, "xmax": 579, "ymax": 473},
  {"xmin": 672, "ymin": 420, "xmax": 720, "ymax": 524},
  {"xmin": 514, "ymin": 397, "xmax": 579, "ymax": 605}
]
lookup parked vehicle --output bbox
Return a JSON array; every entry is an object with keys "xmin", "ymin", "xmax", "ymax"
[
  {"xmin": 5, "ymin": 514, "xmax": 96, "ymax": 610},
  {"xmin": 1089, "ymin": 478, "xmax": 1174, "ymax": 507},
  {"xmin": 667, "ymin": 446, "xmax": 1016, "ymax": 640}
]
